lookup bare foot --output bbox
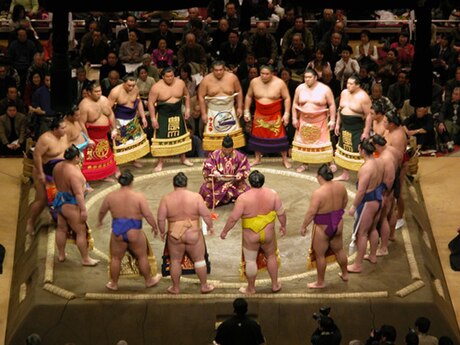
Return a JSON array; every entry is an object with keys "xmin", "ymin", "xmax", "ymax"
[
  {"xmin": 283, "ymin": 160, "xmax": 292, "ymax": 169},
  {"xmin": 296, "ymin": 164, "xmax": 308, "ymax": 173},
  {"xmin": 376, "ymin": 248, "xmax": 389, "ymax": 257},
  {"xmin": 272, "ymin": 282, "xmax": 282, "ymax": 293},
  {"xmin": 106, "ymin": 281, "xmax": 118, "ymax": 291},
  {"xmin": 329, "ymin": 163, "xmax": 337, "ymax": 173},
  {"xmin": 338, "ymin": 272, "xmax": 349, "ymax": 282},
  {"xmin": 82, "ymin": 258, "xmax": 100, "ymax": 266},
  {"xmin": 363, "ymin": 254, "xmax": 377, "ymax": 264},
  {"xmin": 201, "ymin": 283, "xmax": 215, "ymax": 294},
  {"xmin": 132, "ymin": 160, "xmax": 143, "ymax": 168},
  {"xmin": 181, "ymin": 159, "xmax": 194, "ymax": 167},
  {"xmin": 239, "ymin": 286, "xmax": 256, "ymax": 294},
  {"xmin": 58, "ymin": 253, "xmax": 66, "ymax": 262},
  {"xmin": 153, "ymin": 163, "xmax": 163, "ymax": 172},
  {"xmin": 307, "ymin": 281, "xmax": 325, "ymax": 289},
  {"xmin": 389, "ymin": 236, "xmax": 396, "ymax": 242},
  {"xmin": 250, "ymin": 159, "xmax": 262, "ymax": 167},
  {"xmin": 146, "ymin": 273, "xmax": 162, "ymax": 288},
  {"xmin": 347, "ymin": 263, "xmax": 362, "ymax": 273},
  {"xmin": 167, "ymin": 286, "xmax": 180, "ymax": 294},
  {"xmin": 333, "ymin": 172, "xmax": 349, "ymax": 181},
  {"xmin": 86, "ymin": 185, "xmax": 94, "ymax": 193}
]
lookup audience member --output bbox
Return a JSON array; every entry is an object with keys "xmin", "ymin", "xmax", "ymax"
[
  {"xmin": 116, "ymin": 14, "xmax": 146, "ymax": 49},
  {"xmin": 99, "ymin": 51, "xmax": 127, "ymax": 83},
  {"xmin": 101, "ymin": 70, "xmax": 122, "ymax": 97},
  {"xmin": 414, "ymin": 316, "xmax": 438, "ymax": 345},
  {"xmin": 0, "ymin": 102, "xmax": 27, "ymax": 156},
  {"xmin": 118, "ymin": 31, "xmax": 144, "ymax": 64},
  {"xmin": 247, "ymin": 22, "xmax": 278, "ymax": 66}
]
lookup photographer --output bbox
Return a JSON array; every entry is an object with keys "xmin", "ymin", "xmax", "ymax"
[{"xmin": 311, "ymin": 307, "xmax": 341, "ymax": 345}]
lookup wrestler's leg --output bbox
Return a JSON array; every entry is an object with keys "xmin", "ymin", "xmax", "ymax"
[
  {"xmin": 388, "ymin": 197, "xmax": 397, "ymax": 240},
  {"xmin": 107, "ymin": 233, "xmax": 128, "ymax": 291},
  {"xmin": 347, "ymin": 202, "xmax": 379, "ymax": 273},
  {"xmin": 167, "ymin": 236, "xmax": 186, "ymax": 294},
  {"xmin": 180, "ymin": 153, "xmax": 194, "ymax": 167},
  {"xmin": 260, "ymin": 229, "xmax": 281, "ymax": 293},
  {"xmin": 153, "ymin": 158, "xmax": 164, "ymax": 172},
  {"xmin": 62, "ymin": 205, "xmax": 99, "ymax": 266},
  {"xmin": 377, "ymin": 195, "xmax": 391, "ymax": 256},
  {"xmin": 281, "ymin": 151, "xmax": 292, "ymax": 169},
  {"xmin": 241, "ymin": 247, "xmax": 258, "ymax": 294},
  {"xmin": 251, "ymin": 152, "xmax": 262, "ymax": 166},
  {"xmin": 334, "ymin": 168, "xmax": 350, "ymax": 181},
  {"xmin": 184, "ymin": 231, "xmax": 214, "ymax": 293},
  {"xmin": 55, "ymin": 213, "xmax": 69, "ymax": 262},
  {"xmin": 308, "ymin": 226, "xmax": 329, "ymax": 289},
  {"xmin": 396, "ymin": 162, "xmax": 409, "ymax": 228},
  {"xmin": 27, "ymin": 169, "xmax": 47, "ymax": 235},
  {"xmin": 330, "ymin": 221, "xmax": 348, "ymax": 282},
  {"xmin": 127, "ymin": 230, "xmax": 161, "ymax": 288}
]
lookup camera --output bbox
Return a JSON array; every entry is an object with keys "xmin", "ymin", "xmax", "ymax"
[{"xmin": 312, "ymin": 306, "xmax": 331, "ymax": 321}]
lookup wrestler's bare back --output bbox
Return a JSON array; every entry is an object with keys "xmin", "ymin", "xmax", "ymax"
[
  {"xmin": 385, "ymin": 127, "xmax": 407, "ymax": 155},
  {"xmin": 53, "ymin": 162, "xmax": 86, "ymax": 195},
  {"xmin": 102, "ymin": 189, "xmax": 147, "ymax": 220},
  {"xmin": 312, "ymin": 182, "xmax": 348, "ymax": 214},
  {"xmin": 358, "ymin": 158, "xmax": 385, "ymax": 193},
  {"xmin": 249, "ymin": 77, "xmax": 285, "ymax": 104},
  {"xmin": 237, "ymin": 187, "xmax": 281, "ymax": 219},
  {"xmin": 160, "ymin": 189, "xmax": 207, "ymax": 222}
]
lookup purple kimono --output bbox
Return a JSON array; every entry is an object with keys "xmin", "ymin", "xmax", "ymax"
[{"xmin": 199, "ymin": 149, "xmax": 251, "ymax": 208}]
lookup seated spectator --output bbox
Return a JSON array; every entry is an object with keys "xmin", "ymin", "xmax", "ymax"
[
  {"xmin": 101, "ymin": 70, "xmax": 122, "ymax": 97},
  {"xmin": 387, "ymin": 70, "xmax": 411, "ymax": 112},
  {"xmin": 321, "ymin": 20, "xmax": 349, "ymax": 49},
  {"xmin": 185, "ymin": 122, "xmax": 205, "ymax": 158},
  {"xmin": 390, "ymin": 31, "xmax": 415, "ymax": 68},
  {"xmin": 334, "ymin": 45, "xmax": 360, "ymax": 90},
  {"xmin": 354, "ymin": 29, "xmax": 378, "ymax": 72},
  {"xmin": 321, "ymin": 31, "xmax": 345, "ymax": 72},
  {"xmin": 403, "ymin": 106, "xmax": 436, "ymax": 151},
  {"xmin": 236, "ymin": 53, "xmax": 256, "ymax": 82},
  {"xmin": 116, "ymin": 14, "xmax": 146, "ymax": 49},
  {"xmin": 99, "ymin": 51, "xmax": 127, "ymax": 82},
  {"xmin": 79, "ymin": 21, "xmax": 108, "ymax": 55},
  {"xmin": 281, "ymin": 15, "xmax": 314, "ymax": 56},
  {"xmin": 282, "ymin": 33, "xmax": 312, "ymax": 80},
  {"xmin": 223, "ymin": 2, "xmax": 241, "ymax": 32},
  {"xmin": 147, "ymin": 19, "xmax": 177, "ymax": 54},
  {"xmin": 26, "ymin": 52, "xmax": 49, "ymax": 82},
  {"xmin": 136, "ymin": 65, "xmax": 155, "ymax": 107},
  {"xmin": 81, "ymin": 29, "xmax": 110, "ymax": 65},
  {"xmin": 0, "ymin": 64, "xmax": 16, "ymax": 99},
  {"xmin": 0, "ymin": 85, "xmax": 26, "ymax": 115},
  {"xmin": 71, "ymin": 67, "xmax": 90, "ymax": 106},
  {"xmin": 247, "ymin": 22, "xmax": 278, "ymax": 66},
  {"xmin": 306, "ymin": 47, "xmax": 332, "ymax": 80},
  {"xmin": 85, "ymin": 12, "xmax": 112, "ymax": 40},
  {"xmin": 320, "ymin": 67, "xmax": 341, "ymax": 101},
  {"xmin": 437, "ymin": 87, "xmax": 460, "ymax": 151},
  {"xmin": 445, "ymin": 66, "xmax": 460, "ymax": 103},
  {"xmin": 151, "ymin": 38, "xmax": 174, "ymax": 69},
  {"xmin": 370, "ymin": 83, "xmax": 396, "ymax": 115},
  {"xmin": 430, "ymin": 32, "xmax": 453, "ymax": 85},
  {"xmin": 211, "ymin": 18, "xmax": 230, "ymax": 57},
  {"xmin": 30, "ymin": 74, "xmax": 54, "ymax": 137},
  {"xmin": 118, "ymin": 31, "xmax": 144, "ymax": 64},
  {"xmin": 376, "ymin": 48, "xmax": 401, "ymax": 96},
  {"xmin": 136, "ymin": 54, "xmax": 160, "ymax": 81},
  {"xmin": 218, "ymin": 30, "xmax": 247, "ymax": 74},
  {"xmin": 0, "ymin": 102, "xmax": 27, "ymax": 156},
  {"xmin": 23, "ymin": 71, "xmax": 42, "ymax": 109},
  {"xmin": 275, "ymin": 6, "xmax": 295, "ymax": 48},
  {"xmin": 177, "ymin": 33, "xmax": 208, "ymax": 76},
  {"xmin": 358, "ymin": 65, "xmax": 376, "ymax": 95},
  {"xmin": 414, "ymin": 316, "xmax": 438, "ymax": 345}
]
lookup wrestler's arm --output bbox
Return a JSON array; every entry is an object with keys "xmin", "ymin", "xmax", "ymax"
[
  {"xmin": 108, "ymin": 105, "xmax": 118, "ymax": 140},
  {"xmin": 326, "ymin": 87, "xmax": 337, "ymax": 130},
  {"xmin": 71, "ymin": 173, "xmax": 88, "ymax": 222},
  {"xmin": 97, "ymin": 195, "xmax": 110, "ymax": 227},
  {"xmin": 78, "ymin": 104, "xmax": 90, "ymax": 137},
  {"xmin": 234, "ymin": 76, "xmax": 243, "ymax": 118},
  {"xmin": 198, "ymin": 196, "xmax": 214, "ymax": 235},
  {"xmin": 341, "ymin": 184, "xmax": 349, "ymax": 210},
  {"xmin": 197, "ymin": 79, "xmax": 208, "ymax": 124},
  {"xmin": 33, "ymin": 136, "xmax": 48, "ymax": 184},
  {"xmin": 182, "ymin": 80, "xmax": 191, "ymax": 120},
  {"xmin": 291, "ymin": 87, "xmax": 300, "ymax": 129},
  {"xmin": 281, "ymin": 81, "xmax": 291, "ymax": 126},
  {"xmin": 157, "ymin": 197, "xmax": 168, "ymax": 242},
  {"xmin": 300, "ymin": 191, "xmax": 319, "ymax": 236},
  {"xmin": 139, "ymin": 194, "xmax": 158, "ymax": 236},
  {"xmin": 136, "ymin": 92, "xmax": 148, "ymax": 128},
  {"xmin": 274, "ymin": 192, "xmax": 287, "ymax": 237},
  {"xmin": 107, "ymin": 88, "xmax": 117, "ymax": 108},
  {"xmin": 220, "ymin": 198, "xmax": 244, "ymax": 239},
  {"xmin": 243, "ymin": 81, "xmax": 254, "ymax": 122},
  {"xmin": 349, "ymin": 169, "xmax": 370, "ymax": 216},
  {"xmin": 147, "ymin": 85, "xmax": 159, "ymax": 129},
  {"xmin": 361, "ymin": 94, "xmax": 373, "ymax": 140}
]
